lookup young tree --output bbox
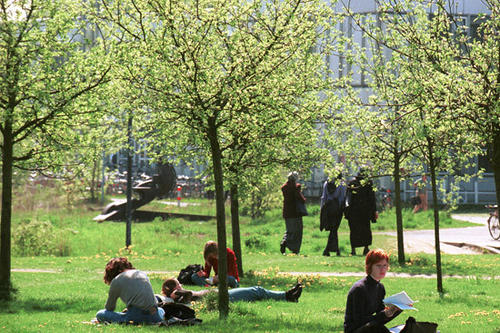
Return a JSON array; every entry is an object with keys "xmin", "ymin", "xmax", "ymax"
[
  {"xmin": 93, "ymin": 0, "xmax": 334, "ymax": 317},
  {"xmin": 350, "ymin": 0, "xmax": 486, "ymax": 292},
  {"xmin": 0, "ymin": 0, "xmax": 110, "ymax": 299}
]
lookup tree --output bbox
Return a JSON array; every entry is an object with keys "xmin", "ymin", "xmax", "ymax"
[
  {"xmin": 0, "ymin": 0, "xmax": 110, "ymax": 299},
  {"xmin": 342, "ymin": 0, "xmax": 486, "ymax": 292},
  {"xmin": 93, "ymin": 0, "xmax": 334, "ymax": 317},
  {"xmin": 324, "ymin": 14, "xmax": 421, "ymax": 264}
]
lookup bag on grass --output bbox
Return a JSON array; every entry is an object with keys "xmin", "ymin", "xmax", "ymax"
[
  {"xmin": 177, "ymin": 264, "xmax": 203, "ymax": 285},
  {"xmin": 158, "ymin": 303, "xmax": 202, "ymax": 326},
  {"xmin": 400, "ymin": 316, "xmax": 438, "ymax": 333}
]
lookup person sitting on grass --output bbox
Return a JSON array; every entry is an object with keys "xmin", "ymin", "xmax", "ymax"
[
  {"xmin": 191, "ymin": 240, "xmax": 240, "ymax": 288},
  {"xmin": 344, "ymin": 249, "xmax": 401, "ymax": 333},
  {"xmin": 95, "ymin": 257, "xmax": 165, "ymax": 324},
  {"xmin": 158, "ymin": 278, "xmax": 303, "ymax": 303}
]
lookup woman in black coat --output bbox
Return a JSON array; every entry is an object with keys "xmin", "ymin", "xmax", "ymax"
[{"xmin": 345, "ymin": 171, "xmax": 377, "ymax": 256}]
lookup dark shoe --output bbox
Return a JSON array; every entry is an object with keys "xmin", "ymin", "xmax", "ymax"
[
  {"xmin": 280, "ymin": 242, "xmax": 286, "ymax": 255},
  {"xmin": 351, "ymin": 248, "xmax": 356, "ymax": 256},
  {"xmin": 285, "ymin": 283, "xmax": 303, "ymax": 302},
  {"xmin": 336, "ymin": 250, "xmax": 341, "ymax": 256},
  {"xmin": 322, "ymin": 250, "xmax": 330, "ymax": 257},
  {"xmin": 363, "ymin": 247, "xmax": 370, "ymax": 255}
]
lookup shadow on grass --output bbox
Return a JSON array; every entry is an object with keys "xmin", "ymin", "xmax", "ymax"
[
  {"xmin": 0, "ymin": 297, "xmax": 100, "ymax": 314},
  {"xmin": 201, "ymin": 306, "xmax": 343, "ymax": 332}
]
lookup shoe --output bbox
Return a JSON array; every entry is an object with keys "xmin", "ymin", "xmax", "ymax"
[
  {"xmin": 336, "ymin": 250, "xmax": 341, "ymax": 256},
  {"xmin": 363, "ymin": 247, "xmax": 370, "ymax": 255},
  {"xmin": 351, "ymin": 249, "xmax": 356, "ymax": 256},
  {"xmin": 285, "ymin": 283, "xmax": 303, "ymax": 302},
  {"xmin": 322, "ymin": 251, "xmax": 330, "ymax": 257},
  {"xmin": 280, "ymin": 242, "xmax": 286, "ymax": 255}
]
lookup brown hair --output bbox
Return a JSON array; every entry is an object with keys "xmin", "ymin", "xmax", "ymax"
[
  {"xmin": 162, "ymin": 278, "xmax": 179, "ymax": 297},
  {"xmin": 203, "ymin": 241, "xmax": 218, "ymax": 261},
  {"xmin": 103, "ymin": 257, "xmax": 134, "ymax": 284},
  {"xmin": 365, "ymin": 249, "xmax": 389, "ymax": 275}
]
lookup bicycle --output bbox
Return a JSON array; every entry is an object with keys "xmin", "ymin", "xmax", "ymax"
[{"xmin": 486, "ymin": 205, "xmax": 499, "ymax": 240}]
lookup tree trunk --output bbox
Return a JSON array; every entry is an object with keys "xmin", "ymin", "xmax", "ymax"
[
  {"xmin": 0, "ymin": 120, "xmax": 14, "ymax": 300},
  {"xmin": 393, "ymin": 152, "xmax": 405, "ymax": 265},
  {"xmin": 90, "ymin": 154, "xmax": 98, "ymax": 202},
  {"xmin": 230, "ymin": 184, "xmax": 243, "ymax": 277},
  {"xmin": 489, "ymin": 130, "xmax": 500, "ymax": 207},
  {"xmin": 207, "ymin": 119, "xmax": 229, "ymax": 319},
  {"xmin": 126, "ymin": 114, "xmax": 133, "ymax": 248},
  {"xmin": 427, "ymin": 138, "xmax": 443, "ymax": 293}
]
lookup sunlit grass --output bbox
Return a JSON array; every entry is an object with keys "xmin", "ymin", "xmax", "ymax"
[{"xmin": 4, "ymin": 195, "xmax": 499, "ymax": 332}]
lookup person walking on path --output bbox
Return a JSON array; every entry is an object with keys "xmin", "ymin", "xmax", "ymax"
[
  {"xmin": 345, "ymin": 170, "xmax": 377, "ymax": 256},
  {"xmin": 95, "ymin": 257, "xmax": 165, "ymax": 324},
  {"xmin": 320, "ymin": 174, "xmax": 346, "ymax": 256},
  {"xmin": 280, "ymin": 171, "xmax": 307, "ymax": 255},
  {"xmin": 412, "ymin": 175, "xmax": 428, "ymax": 213},
  {"xmin": 191, "ymin": 241, "xmax": 240, "ymax": 288}
]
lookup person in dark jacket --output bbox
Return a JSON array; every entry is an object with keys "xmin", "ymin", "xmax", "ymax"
[
  {"xmin": 320, "ymin": 174, "xmax": 346, "ymax": 256},
  {"xmin": 345, "ymin": 170, "xmax": 377, "ymax": 256},
  {"xmin": 344, "ymin": 249, "xmax": 401, "ymax": 333},
  {"xmin": 280, "ymin": 172, "xmax": 306, "ymax": 255}
]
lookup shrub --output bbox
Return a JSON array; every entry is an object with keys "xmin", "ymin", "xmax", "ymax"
[
  {"xmin": 244, "ymin": 235, "xmax": 268, "ymax": 250},
  {"xmin": 13, "ymin": 219, "xmax": 71, "ymax": 256}
]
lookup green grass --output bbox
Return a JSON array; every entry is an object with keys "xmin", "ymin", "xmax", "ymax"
[
  {"xmin": 3, "ymin": 197, "xmax": 499, "ymax": 332},
  {"xmin": 1, "ymin": 268, "xmax": 499, "ymax": 332}
]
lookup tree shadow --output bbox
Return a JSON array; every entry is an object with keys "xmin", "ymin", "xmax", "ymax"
[{"xmin": 0, "ymin": 297, "xmax": 99, "ymax": 314}]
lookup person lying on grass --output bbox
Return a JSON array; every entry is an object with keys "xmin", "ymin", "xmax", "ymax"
[
  {"xmin": 344, "ymin": 249, "xmax": 401, "ymax": 333},
  {"xmin": 158, "ymin": 278, "xmax": 303, "ymax": 303},
  {"xmin": 95, "ymin": 257, "xmax": 165, "ymax": 324},
  {"xmin": 191, "ymin": 240, "xmax": 240, "ymax": 288}
]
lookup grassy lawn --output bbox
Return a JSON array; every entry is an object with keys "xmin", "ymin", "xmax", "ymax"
[{"xmin": 2, "ymin": 198, "xmax": 499, "ymax": 332}]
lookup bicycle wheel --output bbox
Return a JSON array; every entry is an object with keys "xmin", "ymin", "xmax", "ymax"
[{"xmin": 488, "ymin": 214, "xmax": 500, "ymax": 240}]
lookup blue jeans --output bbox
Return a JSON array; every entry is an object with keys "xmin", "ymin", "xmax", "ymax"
[
  {"xmin": 190, "ymin": 273, "xmax": 239, "ymax": 288},
  {"xmin": 96, "ymin": 305, "xmax": 165, "ymax": 324},
  {"xmin": 229, "ymin": 286, "xmax": 285, "ymax": 302}
]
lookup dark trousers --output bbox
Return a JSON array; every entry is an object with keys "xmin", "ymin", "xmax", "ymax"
[
  {"xmin": 352, "ymin": 322, "xmax": 390, "ymax": 333},
  {"xmin": 281, "ymin": 217, "xmax": 303, "ymax": 254},
  {"xmin": 324, "ymin": 220, "xmax": 341, "ymax": 253}
]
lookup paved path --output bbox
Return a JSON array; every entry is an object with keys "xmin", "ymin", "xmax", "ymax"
[
  {"xmin": 11, "ymin": 268, "xmax": 499, "ymax": 280},
  {"xmin": 379, "ymin": 214, "xmax": 500, "ymax": 255}
]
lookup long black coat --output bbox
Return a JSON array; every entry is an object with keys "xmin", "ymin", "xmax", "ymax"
[{"xmin": 345, "ymin": 178, "xmax": 377, "ymax": 247}]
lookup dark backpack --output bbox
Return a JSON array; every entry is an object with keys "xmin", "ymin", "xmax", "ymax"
[
  {"xmin": 177, "ymin": 264, "xmax": 203, "ymax": 285},
  {"xmin": 400, "ymin": 316, "xmax": 438, "ymax": 333},
  {"xmin": 158, "ymin": 302, "xmax": 202, "ymax": 326}
]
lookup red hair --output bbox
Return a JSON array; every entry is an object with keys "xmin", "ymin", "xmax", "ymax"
[
  {"xmin": 103, "ymin": 257, "xmax": 134, "ymax": 284},
  {"xmin": 365, "ymin": 249, "xmax": 389, "ymax": 275}
]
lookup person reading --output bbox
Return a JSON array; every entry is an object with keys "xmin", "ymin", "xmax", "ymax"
[
  {"xmin": 344, "ymin": 249, "xmax": 401, "ymax": 333},
  {"xmin": 191, "ymin": 241, "xmax": 240, "ymax": 288}
]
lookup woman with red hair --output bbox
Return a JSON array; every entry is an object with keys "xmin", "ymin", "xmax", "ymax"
[
  {"xmin": 344, "ymin": 249, "xmax": 401, "ymax": 332},
  {"xmin": 96, "ymin": 257, "xmax": 165, "ymax": 324}
]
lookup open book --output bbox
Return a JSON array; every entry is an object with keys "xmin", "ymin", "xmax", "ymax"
[{"xmin": 383, "ymin": 291, "xmax": 418, "ymax": 311}]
